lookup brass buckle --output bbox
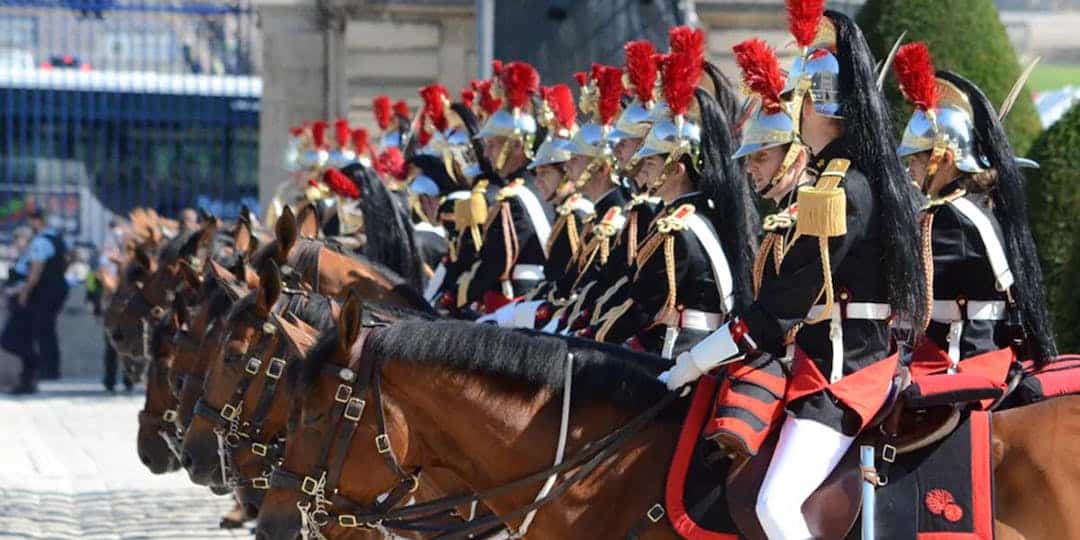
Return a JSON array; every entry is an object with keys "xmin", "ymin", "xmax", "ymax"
[
  {"xmin": 266, "ymin": 357, "xmax": 286, "ymax": 379},
  {"xmin": 221, "ymin": 403, "xmax": 240, "ymax": 421},
  {"xmin": 301, "ymin": 476, "xmax": 320, "ymax": 496},
  {"xmin": 406, "ymin": 474, "xmax": 420, "ymax": 494},
  {"xmin": 338, "ymin": 515, "xmax": 358, "ymax": 528},
  {"xmin": 252, "ymin": 477, "xmax": 270, "ymax": 489},
  {"xmin": 335, "ymin": 384, "xmax": 353, "ymax": 403},
  {"xmin": 344, "ymin": 398, "xmax": 366, "ymax": 422},
  {"xmin": 251, "ymin": 443, "xmax": 268, "ymax": 457},
  {"xmin": 375, "ymin": 434, "xmax": 391, "ymax": 454},
  {"xmin": 882, "ymin": 444, "xmax": 897, "ymax": 463},
  {"xmin": 262, "ymin": 322, "xmax": 276, "ymax": 335},
  {"xmin": 245, "ymin": 357, "xmax": 262, "ymax": 375},
  {"xmin": 162, "ymin": 409, "xmax": 177, "ymax": 423},
  {"xmin": 647, "ymin": 504, "xmax": 665, "ymax": 523}
]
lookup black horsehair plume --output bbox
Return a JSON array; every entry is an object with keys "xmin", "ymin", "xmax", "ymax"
[
  {"xmin": 693, "ymin": 88, "xmax": 759, "ymax": 313},
  {"xmin": 828, "ymin": 10, "xmax": 928, "ymax": 329},
  {"xmin": 936, "ymin": 70, "xmax": 1057, "ymax": 363}
]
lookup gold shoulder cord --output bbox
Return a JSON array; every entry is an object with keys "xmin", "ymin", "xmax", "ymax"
[
  {"xmin": 919, "ymin": 210, "xmax": 935, "ymax": 331},
  {"xmin": 795, "ymin": 158, "xmax": 849, "ymax": 324},
  {"xmin": 595, "ymin": 298, "xmax": 634, "ymax": 342}
]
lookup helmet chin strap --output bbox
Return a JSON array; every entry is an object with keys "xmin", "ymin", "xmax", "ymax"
[{"xmin": 757, "ymin": 142, "xmax": 805, "ymax": 197}]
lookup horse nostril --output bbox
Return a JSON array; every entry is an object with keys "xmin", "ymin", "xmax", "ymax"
[
  {"xmin": 181, "ymin": 451, "xmax": 193, "ymax": 469},
  {"xmin": 139, "ymin": 451, "xmax": 151, "ymax": 466}
]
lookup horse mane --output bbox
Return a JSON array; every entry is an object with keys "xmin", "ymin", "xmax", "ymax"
[
  {"xmin": 226, "ymin": 289, "xmax": 336, "ymax": 332},
  {"xmin": 204, "ymin": 286, "xmax": 236, "ymax": 323},
  {"xmin": 159, "ymin": 229, "xmax": 197, "ymax": 265},
  {"xmin": 359, "ymin": 320, "xmax": 675, "ymax": 410}
]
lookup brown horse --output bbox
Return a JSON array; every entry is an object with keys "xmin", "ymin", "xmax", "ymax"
[
  {"xmin": 182, "ymin": 259, "xmax": 336, "ymax": 497},
  {"xmin": 136, "ymin": 296, "xmax": 185, "ymax": 474},
  {"xmin": 257, "ymin": 308, "xmax": 1080, "ymax": 540}
]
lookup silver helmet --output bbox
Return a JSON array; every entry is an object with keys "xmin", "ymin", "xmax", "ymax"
[{"xmin": 896, "ymin": 83, "xmax": 985, "ymax": 173}]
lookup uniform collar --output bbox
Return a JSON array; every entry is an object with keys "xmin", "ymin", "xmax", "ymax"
[{"xmin": 809, "ymin": 138, "xmax": 850, "ymax": 174}]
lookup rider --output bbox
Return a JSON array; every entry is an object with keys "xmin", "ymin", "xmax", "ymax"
[
  {"xmin": 591, "ymin": 29, "xmax": 757, "ymax": 358},
  {"xmin": 894, "ymin": 42, "xmax": 1057, "ymax": 376},
  {"xmin": 660, "ymin": 8, "xmax": 927, "ymax": 539},
  {"xmin": 456, "ymin": 61, "xmax": 555, "ymax": 315}
]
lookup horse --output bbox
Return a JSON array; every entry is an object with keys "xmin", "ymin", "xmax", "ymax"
[
  {"xmin": 136, "ymin": 295, "xmax": 185, "ymax": 474},
  {"xmin": 257, "ymin": 301, "xmax": 1080, "ymax": 540},
  {"xmin": 181, "ymin": 259, "xmax": 336, "ymax": 502},
  {"xmin": 256, "ymin": 295, "xmax": 678, "ymax": 540}
]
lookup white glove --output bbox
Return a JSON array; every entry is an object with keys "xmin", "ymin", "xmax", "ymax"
[{"xmin": 659, "ymin": 352, "xmax": 705, "ymax": 390}]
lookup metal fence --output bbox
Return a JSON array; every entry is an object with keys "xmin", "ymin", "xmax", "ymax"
[
  {"xmin": 494, "ymin": 0, "xmax": 688, "ymax": 86},
  {"xmin": 0, "ymin": 0, "xmax": 260, "ymax": 247}
]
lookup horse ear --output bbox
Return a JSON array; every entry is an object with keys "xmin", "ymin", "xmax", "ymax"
[
  {"xmin": 296, "ymin": 204, "xmax": 320, "ymax": 239},
  {"xmin": 177, "ymin": 260, "xmax": 202, "ymax": 291},
  {"xmin": 338, "ymin": 288, "xmax": 364, "ymax": 355},
  {"xmin": 272, "ymin": 312, "xmax": 319, "ymax": 359},
  {"xmin": 230, "ymin": 255, "xmax": 247, "ymax": 286},
  {"xmin": 276, "ymin": 206, "xmax": 297, "ymax": 261},
  {"xmin": 234, "ymin": 219, "xmax": 252, "ymax": 255},
  {"xmin": 177, "ymin": 230, "xmax": 202, "ymax": 261},
  {"xmin": 134, "ymin": 246, "xmax": 154, "ymax": 274},
  {"xmin": 256, "ymin": 258, "xmax": 282, "ymax": 312}
]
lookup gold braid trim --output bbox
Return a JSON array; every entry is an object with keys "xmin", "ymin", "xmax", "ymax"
[
  {"xmin": 566, "ymin": 214, "xmax": 580, "ymax": 259},
  {"xmin": 752, "ymin": 233, "xmax": 782, "ymax": 298},
  {"xmin": 595, "ymin": 298, "xmax": 634, "ymax": 343},
  {"xmin": 591, "ymin": 277, "xmax": 628, "ymax": 325},
  {"xmin": 547, "ymin": 213, "xmax": 569, "ymax": 257},
  {"xmin": 626, "ymin": 209, "xmax": 639, "ymax": 267},
  {"xmin": 635, "ymin": 231, "xmax": 664, "ymax": 270},
  {"xmin": 795, "ymin": 159, "xmax": 849, "ymax": 325},
  {"xmin": 919, "ymin": 211, "xmax": 936, "ymax": 331}
]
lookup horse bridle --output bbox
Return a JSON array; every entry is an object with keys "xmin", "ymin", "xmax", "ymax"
[
  {"xmin": 193, "ymin": 305, "xmax": 288, "ymax": 491},
  {"xmin": 269, "ymin": 324, "xmax": 425, "ymax": 538}
]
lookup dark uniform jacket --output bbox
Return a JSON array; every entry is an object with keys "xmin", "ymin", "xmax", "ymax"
[
  {"xmin": 593, "ymin": 191, "xmax": 733, "ymax": 356},
  {"xmin": 459, "ymin": 169, "xmax": 554, "ymax": 307},
  {"xmin": 525, "ymin": 193, "xmax": 595, "ymax": 302}
]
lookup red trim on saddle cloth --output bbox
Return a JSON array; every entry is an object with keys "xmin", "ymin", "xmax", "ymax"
[
  {"xmin": 482, "ymin": 290, "xmax": 516, "ymax": 313},
  {"xmin": 665, "ymin": 375, "xmax": 739, "ymax": 540},
  {"xmin": 786, "ymin": 349, "xmax": 899, "ymax": 431},
  {"xmin": 703, "ymin": 362, "xmax": 787, "ymax": 455},
  {"xmin": 1024, "ymin": 355, "xmax": 1080, "ymax": 399},
  {"xmin": 916, "ymin": 411, "xmax": 993, "ymax": 540},
  {"xmin": 910, "ymin": 341, "xmax": 1013, "ymax": 386}
]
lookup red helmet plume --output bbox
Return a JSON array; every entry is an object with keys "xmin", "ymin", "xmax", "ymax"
[
  {"xmin": 323, "ymin": 168, "xmax": 359, "ymax": 199},
  {"xmin": 334, "ymin": 118, "xmax": 350, "ymax": 148},
  {"xmin": 669, "ymin": 26, "xmax": 705, "ymax": 64},
  {"xmin": 596, "ymin": 65, "xmax": 625, "ymax": 126},
  {"xmin": 547, "ymin": 84, "xmax": 576, "ymax": 131},
  {"xmin": 351, "ymin": 128, "xmax": 369, "ymax": 156},
  {"xmin": 624, "ymin": 40, "xmax": 658, "ymax": 103},
  {"xmin": 894, "ymin": 42, "xmax": 938, "ymax": 112},
  {"xmin": 661, "ymin": 52, "xmax": 698, "ymax": 117},
  {"xmin": 573, "ymin": 71, "xmax": 587, "ymax": 88},
  {"xmin": 420, "ymin": 84, "xmax": 450, "ymax": 132},
  {"xmin": 393, "ymin": 100, "xmax": 410, "ymax": 120},
  {"xmin": 491, "ymin": 60, "xmax": 503, "ymax": 76},
  {"xmin": 311, "ymin": 120, "xmax": 328, "ymax": 149},
  {"xmin": 373, "ymin": 96, "xmax": 393, "ymax": 130},
  {"xmin": 476, "ymin": 80, "xmax": 502, "ymax": 115},
  {"xmin": 733, "ymin": 38, "xmax": 786, "ymax": 114},
  {"xmin": 460, "ymin": 88, "xmax": 475, "ymax": 109},
  {"xmin": 289, "ymin": 126, "xmax": 303, "ymax": 137},
  {"xmin": 786, "ymin": 0, "xmax": 826, "ymax": 49},
  {"xmin": 376, "ymin": 148, "xmax": 407, "ymax": 181},
  {"xmin": 500, "ymin": 61, "xmax": 539, "ymax": 110}
]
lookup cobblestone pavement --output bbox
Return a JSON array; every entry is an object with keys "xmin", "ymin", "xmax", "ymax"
[{"xmin": 0, "ymin": 379, "xmax": 249, "ymax": 539}]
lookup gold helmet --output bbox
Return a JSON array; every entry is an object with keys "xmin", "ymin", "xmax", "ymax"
[{"xmin": 569, "ymin": 64, "xmax": 624, "ymax": 169}]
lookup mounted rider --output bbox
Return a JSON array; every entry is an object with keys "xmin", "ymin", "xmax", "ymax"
[
  {"xmin": 455, "ymin": 61, "xmax": 555, "ymax": 315},
  {"xmin": 591, "ymin": 26, "xmax": 757, "ymax": 359},
  {"xmin": 894, "ymin": 42, "xmax": 1057, "ymax": 383},
  {"xmin": 660, "ymin": 6, "xmax": 928, "ymax": 539}
]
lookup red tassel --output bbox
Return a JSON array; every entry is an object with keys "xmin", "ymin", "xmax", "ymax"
[
  {"xmin": 662, "ymin": 52, "xmax": 698, "ymax": 117},
  {"xmin": 787, "ymin": 0, "xmax": 826, "ymax": 49},
  {"xmin": 500, "ymin": 61, "xmax": 540, "ymax": 109},
  {"xmin": 289, "ymin": 126, "xmax": 303, "ymax": 137},
  {"xmin": 323, "ymin": 168, "xmax": 359, "ymax": 199},
  {"xmin": 733, "ymin": 38, "xmax": 786, "ymax": 114},
  {"xmin": 417, "ymin": 124, "xmax": 432, "ymax": 146},
  {"xmin": 894, "ymin": 42, "xmax": 938, "ymax": 111},
  {"xmin": 596, "ymin": 65, "xmax": 625, "ymax": 126},
  {"xmin": 590, "ymin": 63, "xmax": 604, "ymax": 85},
  {"xmin": 624, "ymin": 40, "xmax": 658, "ymax": 103},
  {"xmin": 547, "ymin": 84, "xmax": 576, "ymax": 131},
  {"xmin": 373, "ymin": 96, "xmax": 392, "ymax": 130},
  {"xmin": 311, "ymin": 120, "xmax": 328, "ymax": 149},
  {"xmin": 334, "ymin": 118, "xmax": 350, "ymax": 149}
]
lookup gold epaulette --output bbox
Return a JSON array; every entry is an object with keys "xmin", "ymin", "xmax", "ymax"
[
  {"xmin": 794, "ymin": 157, "xmax": 849, "ymax": 324},
  {"xmin": 496, "ymin": 178, "xmax": 525, "ymax": 202},
  {"xmin": 557, "ymin": 193, "xmax": 582, "ymax": 216},
  {"xmin": 654, "ymin": 204, "xmax": 695, "ymax": 234},
  {"xmin": 592, "ymin": 206, "xmax": 623, "ymax": 238},
  {"xmin": 923, "ymin": 188, "xmax": 967, "ymax": 210}
]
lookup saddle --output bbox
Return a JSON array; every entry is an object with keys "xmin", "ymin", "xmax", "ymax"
[{"xmin": 667, "ymin": 366, "xmax": 1003, "ymax": 540}]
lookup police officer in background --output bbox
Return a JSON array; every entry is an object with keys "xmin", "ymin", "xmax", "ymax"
[{"xmin": 9, "ymin": 208, "xmax": 70, "ymax": 394}]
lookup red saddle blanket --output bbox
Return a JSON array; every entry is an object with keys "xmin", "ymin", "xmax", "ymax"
[
  {"xmin": 665, "ymin": 374, "xmax": 740, "ymax": 540},
  {"xmin": 1017, "ymin": 354, "xmax": 1080, "ymax": 403}
]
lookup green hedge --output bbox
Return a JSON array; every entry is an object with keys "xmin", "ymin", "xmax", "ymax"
[
  {"xmin": 857, "ymin": 0, "xmax": 1043, "ymax": 154},
  {"xmin": 1027, "ymin": 102, "xmax": 1080, "ymax": 351}
]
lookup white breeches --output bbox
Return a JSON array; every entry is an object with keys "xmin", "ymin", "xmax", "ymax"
[{"xmin": 755, "ymin": 415, "xmax": 855, "ymax": 540}]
